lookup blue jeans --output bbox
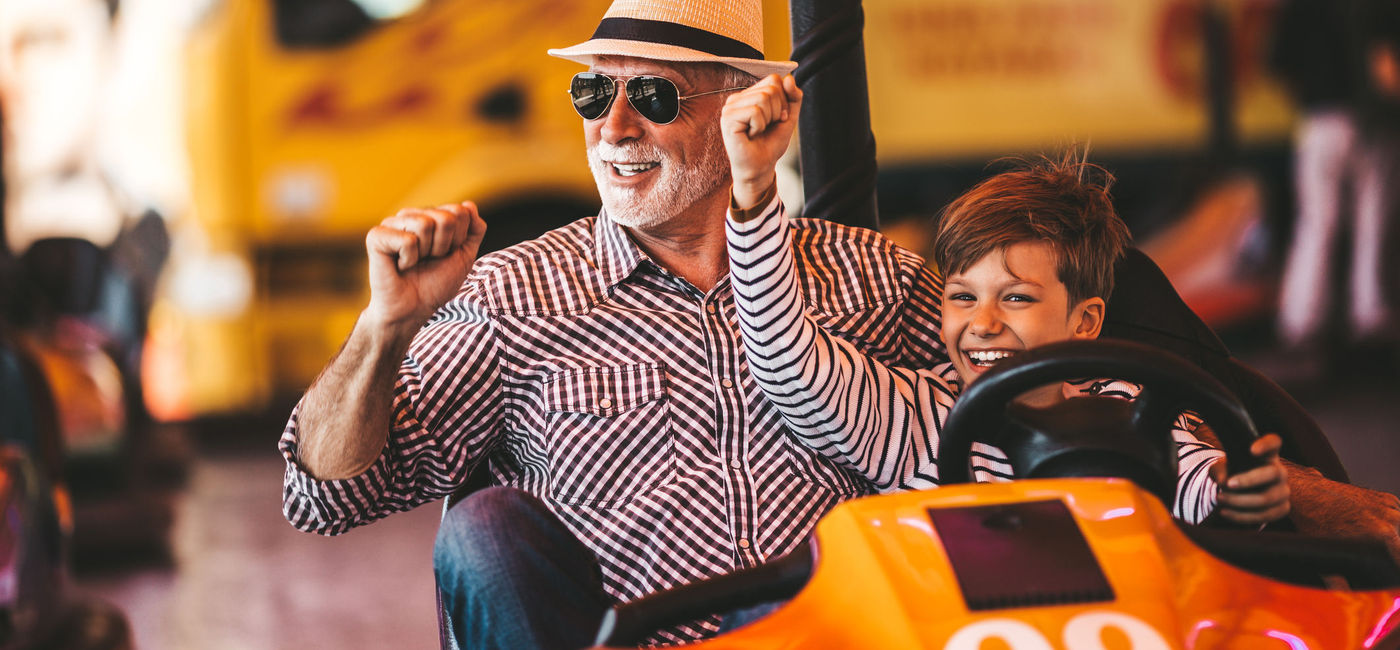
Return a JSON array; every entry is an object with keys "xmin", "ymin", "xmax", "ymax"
[
  {"xmin": 434, "ymin": 487, "xmax": 610, "ymax": 650},
  {"xmin": 434, "ymin": 487, "xmax": 787, "ymax": 648}
]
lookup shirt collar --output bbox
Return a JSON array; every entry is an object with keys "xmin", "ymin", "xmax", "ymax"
[{"xmin": 595, "ymin": 209, "xmax": 650, "ymax": 290}]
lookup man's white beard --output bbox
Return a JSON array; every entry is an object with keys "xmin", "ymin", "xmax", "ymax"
[{"xmin": 588, "ymin": 131, "xmax": 729, "ymax": 231}]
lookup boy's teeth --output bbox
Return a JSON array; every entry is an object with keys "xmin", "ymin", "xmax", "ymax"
[
  {"xmin": 968, "ymin": 350, "xmax": 1014, "ymax": 364},
  {"xmin": 613, "ymin": 162, "xmax": 658, "ymax": 176}
]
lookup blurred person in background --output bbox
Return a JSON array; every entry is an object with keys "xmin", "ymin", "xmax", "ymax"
[
  {"xmin": 1274, "ymin": 0, "xmax": 1400, "ymax": 355},
  {"xmin": 0, "ymin": 0, "xmax": 124, "ymax": 252},
  {"xmin": 1266, "ymin": 0, "xmax": 1400, "ymax": 565},
  {"xmin": 1, "ymin": 0, "xmax": 188, "ymax": 564},
  {"xmin": 0, "ymin": 0, "xmax": 129, "ymax": 471},
  {"xmin": 1354, "ymin": 0, "xmax": 1400, "ymax": 331}
]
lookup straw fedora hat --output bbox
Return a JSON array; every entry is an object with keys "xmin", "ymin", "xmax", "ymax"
[{"xmin": 548, "ymin": 0, "xmax": 797, "ymax": 78}]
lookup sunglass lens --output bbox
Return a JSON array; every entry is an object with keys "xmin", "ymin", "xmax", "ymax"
[
  {"xmin": 626, "ymin": 76, "xmax": 680, "ymax": 124},
  {"xmin": 570, "ymin": 73, "xmax": 614, "ymax": 120}
]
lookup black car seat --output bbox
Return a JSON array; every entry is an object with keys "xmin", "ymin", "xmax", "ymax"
[{"xmin": 1102, "ymin": 247, "xmax": 1349, "ymax": 483}]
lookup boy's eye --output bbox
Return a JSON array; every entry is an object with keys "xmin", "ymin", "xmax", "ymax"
[
  {"xmin": 947, "ymin": 292, "xmax": 975, "ymax": 302},
  {"xmin": 1005, "ymin": 294, "xmax": 1035, "ymax": 303}
]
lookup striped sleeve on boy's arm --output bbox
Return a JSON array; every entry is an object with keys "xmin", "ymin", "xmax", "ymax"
[
  {"xmin": 726, "ymin": 195, "xmax": 959, "ymax": 491},
  {"xmin": 1170, "ymin": 411, "xmax": 1224, "ymax": 524},
  {"xmin": 1068, "ymin": 380, "xmax": 1224, "ymax": 523}
]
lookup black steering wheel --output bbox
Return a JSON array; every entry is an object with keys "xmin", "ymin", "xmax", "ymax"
[
  {"xmin": 594, "ymin": 340, "xmax": 1400, "ymax": 645},
  {"xmin": 938, "ymin": 339, "xmax": 1262, "ymax": 510}
]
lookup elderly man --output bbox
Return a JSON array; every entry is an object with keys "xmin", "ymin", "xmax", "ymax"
[{"xmin": 277, "ymin": 0, "xmax": 946, "ymax": 646}]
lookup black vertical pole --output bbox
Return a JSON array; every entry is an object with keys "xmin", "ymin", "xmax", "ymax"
[
  {"xmin": 1204, "ymin": 0, "xmax": 1237, "ymax": 165},
  {"xmin": 789, "ymin": 0, "xmax": 880, "ymax": 231}
]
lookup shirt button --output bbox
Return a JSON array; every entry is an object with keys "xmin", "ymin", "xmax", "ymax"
[
  {"xmin": 598, "ymin": 397, "xmax": 613, "ymax": 409},
  {"xmin": 729, "ymin": 459, "xmax": 742, "ymax": 470},
  {"xmin": 721, "ymin": 378, "xmax": 733, "ymax": 389},
  {"xmin": 737, "ymin": 538, "xmax": 751, "ymax": 549},
  {"xmin": 706, "ymin": 303, "xmax": 717, "ymax": 314}
]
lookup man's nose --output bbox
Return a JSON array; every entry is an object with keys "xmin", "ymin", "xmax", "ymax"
[{"xmin": 600, "ymin": 87, "xmax": 645, "ymax": 144}]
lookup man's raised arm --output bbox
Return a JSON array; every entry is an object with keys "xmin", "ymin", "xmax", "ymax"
[{"xmin": 296, "ymin": 202, "xmax": 486, "ymax": 480}]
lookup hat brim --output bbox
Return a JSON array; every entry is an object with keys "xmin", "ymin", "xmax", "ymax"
[{"xmin": 548, "ymin": 40, "xmax": 797, "ymax": 79}]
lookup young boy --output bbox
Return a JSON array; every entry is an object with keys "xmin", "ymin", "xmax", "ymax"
[{"xmin": 720, "ymin": 75, "xmax": 1289, "ymax": 524}]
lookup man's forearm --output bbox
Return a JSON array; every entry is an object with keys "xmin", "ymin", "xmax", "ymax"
[
  {"xmin": 296, "ymin": 315, "xmax": 418, "ymax": 480},
  {"xmin": 1282, "ymin": 459, "xmax": 1400, "ymax": 563},
  {"xmin": 1286, "ymin": 459, "xmax": 1388, "ymax": 530}
]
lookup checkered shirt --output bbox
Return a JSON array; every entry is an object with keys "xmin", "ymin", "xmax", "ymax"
[{"xmin": 280, "ymin": 211, "xmax": 946, "ymax": 643}]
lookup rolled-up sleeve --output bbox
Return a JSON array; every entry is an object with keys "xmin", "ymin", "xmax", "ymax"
[{"xmin": 279, "ymin": 290, "xmax": 505, "ymax": 535}]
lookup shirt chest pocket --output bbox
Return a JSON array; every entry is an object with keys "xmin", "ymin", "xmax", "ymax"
[{"xmin": 541, "ymin": 364, "xmax": 674, "ymax": 507}]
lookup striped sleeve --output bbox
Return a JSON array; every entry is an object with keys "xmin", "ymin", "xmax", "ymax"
[
  {"xmin": 1067, "ymin": 380, "xmax": 1224, "ymax": 523},
  {"xmin": 279, "ymin": 292, "xmax": 505, "ymax": 535},
  {"xmin": 1170, "ymin": 411, "xmax": 1224, "ymax": 524},
  {"xmin": 728, "ymin": 196, "xmax": 976, "ymax": 491}
]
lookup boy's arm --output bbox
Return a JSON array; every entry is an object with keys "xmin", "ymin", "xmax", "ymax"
[
  {"xmin": 727, "ymin": 194, "xmax": 960, "ymax": 491},
  {"xmin": 1147, "ymin": 409, "xmax": 1226, "ymax": 524},
  {"xmin": 1103, "ymin": 397, "xmax": 1283, "ymax": 525},
  {"xmin": 722, "ymin": 76, "xmax": 960, "ymax": 491},
  {"xmin": 722, "ymin": 74, "xmax": 800, "ymax": 211},
  {"xmin": 725, "ymin": 73, "xmax": 948, "ymax": 376},
  {"xmin": 1183, "ymin": 421, "xmax": 1290, "ymax": 525}
]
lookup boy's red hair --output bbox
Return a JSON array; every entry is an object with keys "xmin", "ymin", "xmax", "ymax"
[{"xmin": 932, "ymin": 152, "xmax": 1132, "ymax": 305}]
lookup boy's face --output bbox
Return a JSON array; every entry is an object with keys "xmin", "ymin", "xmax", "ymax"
[{"xmin": 941, "ymin": 241, "xmax": 1106, "ymax": 388}]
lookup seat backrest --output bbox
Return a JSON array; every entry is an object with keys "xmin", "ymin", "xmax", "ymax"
[
  {"xmin": 1103, "ymin": 248, "xmax": 1349, "ymax": 482},
  {"xmin": 19, "ymin": 238, "xmax": 107, "ymax": 318},
  {"xmin": 0, "ymin": 336, "xmax": 64, "ymax": 479},
  {"xmin": 1102, "ymin": 248, "xmax": 1231, "ymax": 365}
]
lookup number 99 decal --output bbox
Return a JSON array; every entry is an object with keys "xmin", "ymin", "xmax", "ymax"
[{"xmin": 945, "ymin": 611, "xmax": 1171, "ymax": 650}]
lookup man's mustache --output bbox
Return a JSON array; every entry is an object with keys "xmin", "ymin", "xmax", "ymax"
[{"xmin": 589, "ymin": 142, "xmax": 666, "ymax": 163}]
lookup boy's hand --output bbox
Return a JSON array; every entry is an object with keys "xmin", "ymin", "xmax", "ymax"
[
  {"xmin": 1211, "ymin": 433, "xmax": 1291, "ymax": 525},
  {"xmin": 721, "ymin": 74, "xmax": 803, "ymax": 210}
]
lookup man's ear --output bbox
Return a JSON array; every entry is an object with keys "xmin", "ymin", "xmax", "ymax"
[{"xmin": 1071, "ymin": 297, "xmax": 1106, "ymax": 339}]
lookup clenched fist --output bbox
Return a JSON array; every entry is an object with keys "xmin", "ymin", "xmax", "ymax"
[
  {"xmin": 364, "ymin": 201, "xmax": 487, "ymax": 331},
  {"xmin": 721, "ymin": 74, "xmax": 803, "ymax": 210}
]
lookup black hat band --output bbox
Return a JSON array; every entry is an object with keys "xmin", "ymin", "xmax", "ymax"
[{"xmin": 590, "ymin": 17, "xmax": 764, "ymax": 60}]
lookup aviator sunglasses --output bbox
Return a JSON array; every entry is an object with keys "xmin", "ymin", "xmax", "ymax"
[{"xmin": 568, "ymin": 72, "xmax": 745, "ymax": 125}]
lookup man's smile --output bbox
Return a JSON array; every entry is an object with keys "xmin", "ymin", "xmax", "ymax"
[{"xmin": 610, "ymin": 161, "xmax": 660, "ymax": 177}]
